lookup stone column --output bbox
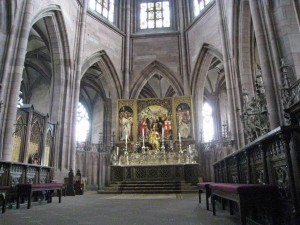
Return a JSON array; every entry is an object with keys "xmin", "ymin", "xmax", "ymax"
[
  {"xmin": 2, "ymin": 0, "xmax": 34, "ymax": 160},
  {"xmin": 123, "ymin": 0, "xmax": 131, "ymax": 99},
  {"xmin": 178, "ymin": 0, "xmax": 190, "ymax": 95},
  {"xmin": 261, "ymin": 0, "xmax": 283, "ymax": 124},
  {"xmin": 216, "ymin": 0, "xmax": 240, "ymax": 148},
  {"xmin": 249, "ymin": 0, "xmax": 280, "ymax": 129},
  {"xmin": 0, "ymin": 1, "xmax": 24, "ymax": 159},
  {"xmin": 71, "ymin": 0, "xmax": 88, "ymax": 170}
]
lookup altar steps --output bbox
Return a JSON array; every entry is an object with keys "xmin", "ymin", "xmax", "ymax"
[{"xmin": 98, "ymin": 181, "xmax": 198, "ymax": 194}]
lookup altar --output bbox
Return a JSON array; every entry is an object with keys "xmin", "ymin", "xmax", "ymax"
[
  {"xmin": 110, "ymin": 96, "xmax": 200, "ymax": 184},
  {"xmin": 111, "ymin": 163, "xmax": 200, "ymax": 183}
]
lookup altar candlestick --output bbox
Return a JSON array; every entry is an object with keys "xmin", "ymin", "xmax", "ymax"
[
  {"xmin": 142, "ymin": 129, "xmax": 145, "ymax": 147},
  {"xmin": 162, "ymin": 128, "xmax": 165, "ymax": 146}
]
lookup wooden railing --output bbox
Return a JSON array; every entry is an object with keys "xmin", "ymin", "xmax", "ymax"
[
  {"xmin": 213, "ymin": 126, "xmax": 300, "ymax": 224},
  {"xmin": 0, "ymin": 161, "xmax": 53, "ymax": 186}
]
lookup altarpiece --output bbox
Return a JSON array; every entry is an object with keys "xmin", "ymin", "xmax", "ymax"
[{"xmin": 113, "ymin": 96, "xmax": 198, "ymax": 166}]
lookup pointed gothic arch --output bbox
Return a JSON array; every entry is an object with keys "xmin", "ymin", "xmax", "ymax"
[
  {"xmin": 130, "ymin": 60, "xmax": 183, "ymax": 99},
  {"xmin": 81, "ymin": 50, "xmax": 121, "ymax": 100},
  {"xmin": 190, "ymin": 43, "xmax": 223, "ymax": 141},
  {"xmin": 28, "ymin": 7, "xmax": 72, "ymax": 170},
  {"xmin": 81, "ymin": 50, "xmax": 120, "ymax": 149}
]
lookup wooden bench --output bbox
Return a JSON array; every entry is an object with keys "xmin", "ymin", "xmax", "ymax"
[
  {"xmin": 0, "ymin": 186, "xmax": 10, "ymax": 213},
  {"xmin": 197, "ymin": 182, "xmax": 213, "ymax": 210},
  {"xmin": 210, "ymin": 183, "xmax": 279, "ymax": 225},
  {"xmin": 17, "ymin": 183, "xmax": 64, "ymax": 209}
]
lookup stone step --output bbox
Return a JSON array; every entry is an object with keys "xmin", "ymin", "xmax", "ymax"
[
  {"xmin": 98, "ymin": 180, "xmax": 198, "ymax": 194},
  {"xmin": 98, "ymin": 189, "xmax": 197, "ymax": 194}
]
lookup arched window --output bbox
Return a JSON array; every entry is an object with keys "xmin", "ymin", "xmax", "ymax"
[
  {"xmin": 76, "ymin": 102, "xmax": 90, "ymax": 142},
  {"xmin": 193, "ymin": 0, "xmax": 212, "ymax": 18},
  {"xmin": 89, "ymin": 0, "xmax": 115, "ymax": 22},
  {"xmin": 202, "ymin": 102, "xmax": 214, "ymax": 142},
  {"xmin": 140, "ymin": 1, "xmax": 170, "ymax": 29}
]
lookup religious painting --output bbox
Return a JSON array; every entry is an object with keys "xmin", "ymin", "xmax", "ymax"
[
  {"xmin": 137, "ymin": 98, "xmax": 172, "ymax": 150},
  {"xmin": 116, "ymin": 96, "xmax": 193, "ymax": 148},
  {"xmin": 117, "ymin": 100, "xmax": 135, "ymax": 142},
  {"xmin": 174, "ymin": 96, "xmax": 193, "ymax": 140}
]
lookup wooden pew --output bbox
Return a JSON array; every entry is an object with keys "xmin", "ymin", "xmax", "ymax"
[
  {"xmin": 17, "ymin": 183, "xmax": 64, "ymax": 209},
  {"xmin": 197, "ymin": 182, "xmax": 214, "ymax": 210},
  {"xmin": 210, "ymin": 183, "xmax": 279, "ymax": 225}
]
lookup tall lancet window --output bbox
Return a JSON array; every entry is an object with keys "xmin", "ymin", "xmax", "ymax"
[
  {"xmin": 202, "ymin": 102, "xmax": 214, "ymax": 142},
  {"xmin": 140, "ymin": 1, "xmax": 170, "ymax": 29},
  {"xmin": 193, "ymin": 0, "xmax": 212, "ymax": 17},
  {"xmin": 76, "ymin": 102, "xmax": 90, "ymax": 142},
  {"xmin": 89, "ymin": 0, "xmax": 115, "ymax": 22}
]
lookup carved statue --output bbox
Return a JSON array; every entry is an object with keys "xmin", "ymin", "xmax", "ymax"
[{"xmin": 148, "ymin": 124, "xmax": 161, "ymax": 150}]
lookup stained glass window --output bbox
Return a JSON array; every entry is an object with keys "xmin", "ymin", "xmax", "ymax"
[
  {"xmin": 194, "ymin": 0, "xmax": 212, "ymax": 17},
  {"xmin": 140, "ymin": 1, "xmax": 170, "ymax": 29},
  {"xmin": 89, "ymin": 0, "xmax": 115, "ymax": 23}
]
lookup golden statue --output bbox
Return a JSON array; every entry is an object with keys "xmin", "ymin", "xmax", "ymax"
[{"xmin": 148, "ymin": 124, "xmax": 161, "ymax": 150}]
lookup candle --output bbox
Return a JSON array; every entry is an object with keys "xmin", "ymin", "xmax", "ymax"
[
  {"xmin": 125, "ymin": 134, "xmax": 128, "ymax": 144},
  {"xmin": 117, "ymin": 147, "xmax": 119, "ymax": 156},
  {"xmin": 189, "ymin": 145, "xmax": 191, "ymax": 154},
  {"xmin": 179, "ymin": 132, "xmax": 181, "ymax": 143},
  {"xmin": 162, "ymin": 128, "xmax": 164, "ymax": 144},
  {"xmin": 142, "ymin": 129, "xmax": 145, "ymax": 146}
]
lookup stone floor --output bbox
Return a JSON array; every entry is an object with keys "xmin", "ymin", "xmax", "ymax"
[{"xmin": 0, "ymin": 192, "xmax": 240, "ymax": 225}]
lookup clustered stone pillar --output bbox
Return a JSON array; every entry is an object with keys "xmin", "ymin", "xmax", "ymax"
[
  {"xmin": 249, "ymin": 0, "xmax": 280, "ymax": 129},
  {"xmin": 71, "ymin": 0, "xmax": 88, "ymax": 171},
  {"xmin": 178, "ymin": 0, "xmax": 190, "ymax": 96},
  {"xmin": 2, "ymin": 0, "xmax": 34, "ymax": 161},
  {"xmin": 216, "ymin": 0, "xmax": 241, "ymax": 148},
  {"xmin": 123, "ymin": 0, "xmax": 131, "ymax": 99}
]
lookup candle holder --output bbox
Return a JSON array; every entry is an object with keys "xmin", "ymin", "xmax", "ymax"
[
  {"xmin": 124, "ymin": 140, "xmax": 129, "ymax": 164},
  {"xmin": 160, "ymin": 143, "xmax": 165, "ymax": 154},
  {"xmin": 186, "ymin": 149, "xmax": 190, "ymax": 164},
  {"xmin": 179, "ymin": 142, "xmax": 183, "ymax": 154},
  {"xmin": 141, "ymin": 145, "xmax": 146, "ymax": 154},
  {"xmin": 142, "ymin": 135, "xmax": 146, "ymax": 153}
]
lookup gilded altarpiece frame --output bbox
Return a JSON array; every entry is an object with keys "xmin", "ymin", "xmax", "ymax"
[
  {"xmin": 116, "ymin": 96, "xmax": 194, "ymax": 151},
  {"xmin": 137, "ymin": 97, "xmax": 173, "ymax": 144}
]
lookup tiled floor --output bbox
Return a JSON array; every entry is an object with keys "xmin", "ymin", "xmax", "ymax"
[{"xmin": 0, "ymin": 192, "xmax": 240, "ymax": 225}]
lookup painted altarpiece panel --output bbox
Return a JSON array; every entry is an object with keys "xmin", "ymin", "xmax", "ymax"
[
  {"xmin": 173, "ymin": 96, "xmax": 194, "ymax": 140},
  {"xmin": 116, "ymin": 96, "xmax": 194, "ymax": 151},
  {"xmin": 116, "ymin": 99, "xmax": 136, "ymax": 143}
]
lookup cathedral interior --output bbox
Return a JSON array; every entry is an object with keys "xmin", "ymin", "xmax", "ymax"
[{"xmin": 1, "ymin": 0, "xmax": 300, "ymax": 224}]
